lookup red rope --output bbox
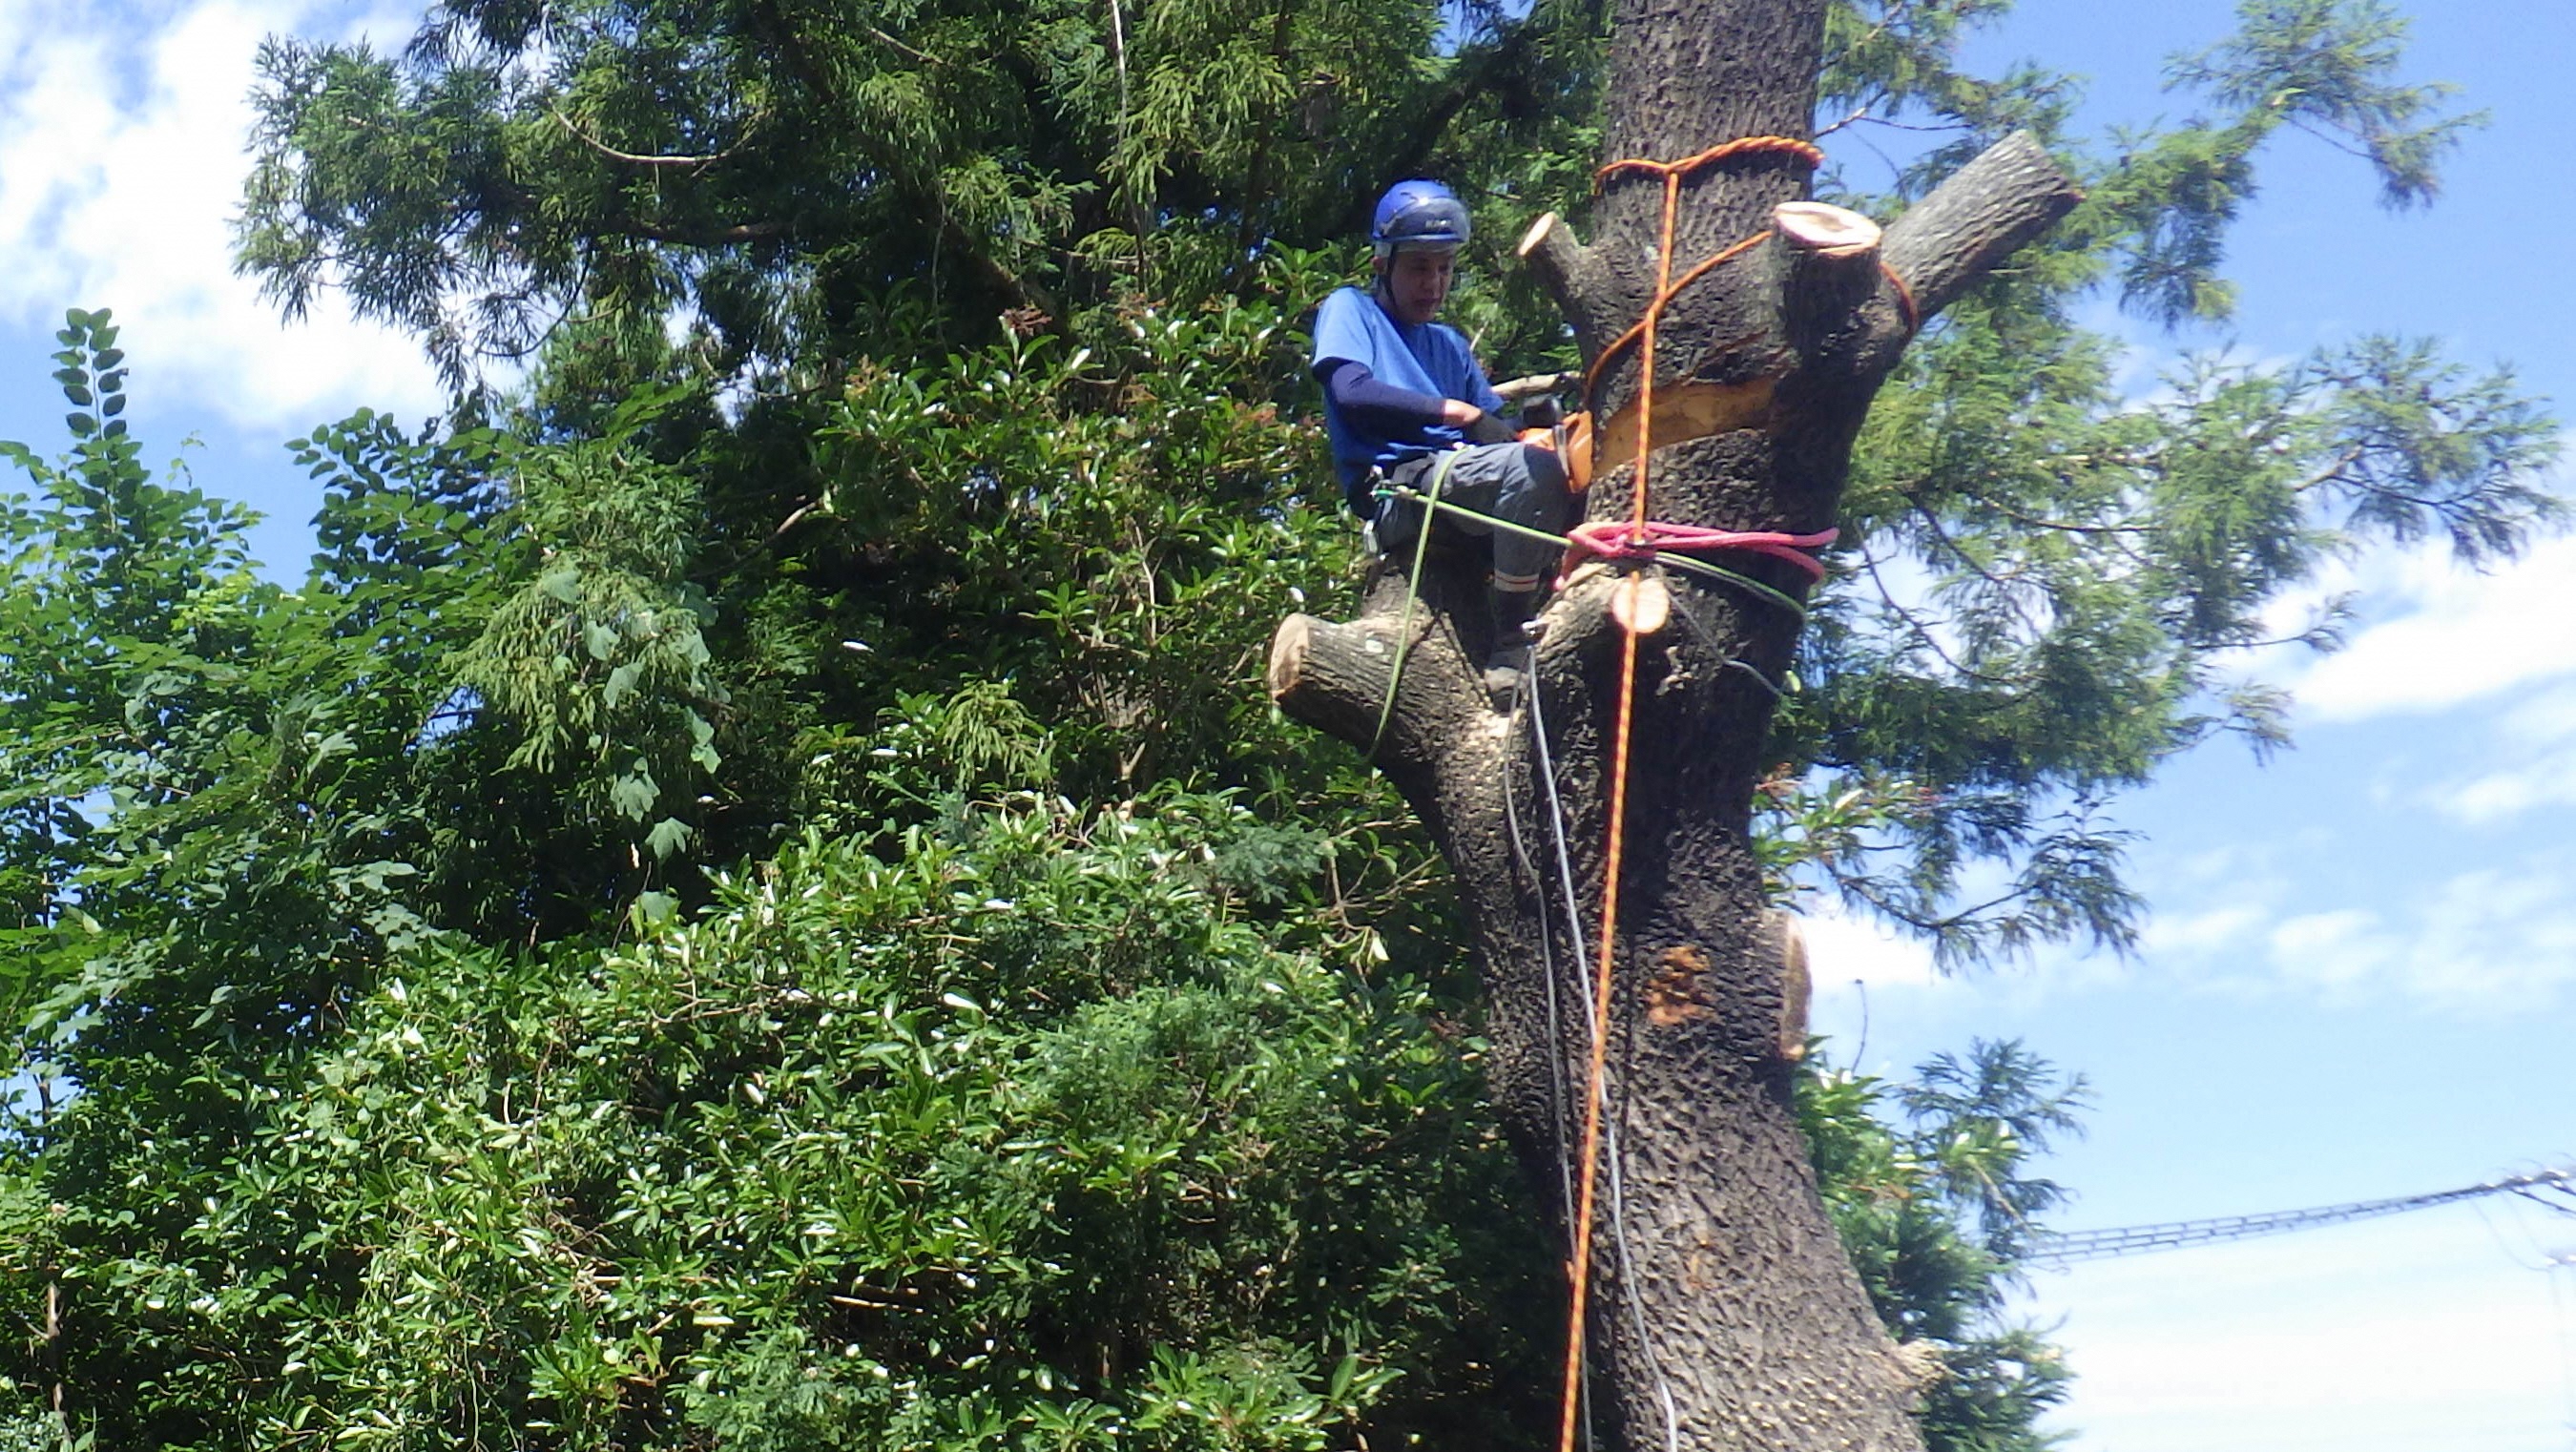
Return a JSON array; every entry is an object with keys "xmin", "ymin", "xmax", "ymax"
[{"xmin": 1561, "ymin": 520, "xmax": 1838, "ymax": 584}]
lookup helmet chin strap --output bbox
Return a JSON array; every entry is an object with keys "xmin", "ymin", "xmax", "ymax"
[{"xmin": 1370, "ymin": 277, "xmax": 1417, "ymax": 328}]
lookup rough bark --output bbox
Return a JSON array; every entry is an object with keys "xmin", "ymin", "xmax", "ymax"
[{"xmin": 1270, "ymin": 2, "xmax": 2081, "ymax": 1447}]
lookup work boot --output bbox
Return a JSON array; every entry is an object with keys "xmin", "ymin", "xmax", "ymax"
[{"xmin": 1484, "ymin": 586, "xmax": 1541, "ymax": 706}]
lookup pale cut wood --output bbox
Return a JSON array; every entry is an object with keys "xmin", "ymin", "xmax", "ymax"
[
  {"xmin": 1774, "ymin": 200, "xmax": 1880, "ymax": 258},
  {"xmin": 1610, "ymin": 573, "xmax": 1672, "ymax": 634}
]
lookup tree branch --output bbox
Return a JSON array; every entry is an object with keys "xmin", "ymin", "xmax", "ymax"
[
  {"xmin": 862, "ymin": 24, "xmax": 950, "ymax": 68},
  {"xmin": 1516, "ymin": 213, "xmax": 1621, "ymax": 351},
  {"xmin": 1338, "ymin": 14, "xmax": 1558, "ymax": 235},
  {"xmin": 1267, "ymin": 612, "xmax": 1492, "ymax": 776},
  {"xmin": 615, "ymin": 218, "xmax": 789, "ymax": 245},
  {"xmin": 1859, "ymin": 546, "xmax": 2032, "ymax": 688},
  {"xmin": 551, "ymin": 108, "xmax": 742, "ymax": 170},
  {"xmin": 1880, "ymin": 132, "xmax": 2085, "ymax": 324}
]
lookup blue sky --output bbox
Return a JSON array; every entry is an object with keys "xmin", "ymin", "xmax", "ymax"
[
  {"xmin": 0, "ymin": 2, "xmax": 2569, "ymax": 1448},
  {"xmin": 1805, "ymin": 4, "xmax": 2576, "ymax": 1448}
]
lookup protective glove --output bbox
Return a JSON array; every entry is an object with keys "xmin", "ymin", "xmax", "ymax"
[{"xmin": 1465, "ymin": 408, "xmax": 1519, "ymax": 446}]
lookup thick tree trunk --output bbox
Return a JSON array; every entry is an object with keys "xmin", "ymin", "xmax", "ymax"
[{"xmin": 1269, "ymin": 2, "xmax": 2081, "ymax": 1447}]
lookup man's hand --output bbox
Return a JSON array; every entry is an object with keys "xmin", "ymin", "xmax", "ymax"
[{"xmin": 1444, "ymin": 398, "xmax": 1517, "ymax": 445}]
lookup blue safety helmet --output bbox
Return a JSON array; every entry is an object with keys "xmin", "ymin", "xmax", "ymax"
[{"xmin": 1370, "ymin": 179, "xmax": 1471, "ymax": 259}]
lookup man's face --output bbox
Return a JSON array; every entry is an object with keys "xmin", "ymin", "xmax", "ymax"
[{"xmin": 1377, "ymin": 247, "xmax": 1457, "ymax": 325}]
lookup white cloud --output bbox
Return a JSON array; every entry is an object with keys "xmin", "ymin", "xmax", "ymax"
[
  {"xmin": 1800, "ymin": 904, "xmax": 1945, "ymax": 993},
  {"xmin": 2107, "ymin": 841, "xmax": 2576, "ymax": 1015},
  {"xmin": 2265, "ymin": 907, "xmax": 2394, "ymax": 992},
  {"xmin": 2140, "ymin": 902, "xmax": 2264, "ymax": 958},
  {"xmin": 2222, "ymin": 525, "xmax": 2576, "ymax": 828},
  {"xmin": 2411, "ymin": 679, "xmax": 2576, "ymax": 826},
  {"xmin": 0, "ymin": 1, "xmax": 440, "ymax": 429},
  {"xmin": 1798, "ymin": 906, "xmax": 1952, "ymax": 1069},
  {"xmin": 2031, "ymin": 1207, "xmax": 2571, "ymax": 1452},
  {"xmin": 2285, "ymin": 532, "xmax": 2576, "ymax": 724},
  {"xmin": 2231, "ymin": 861, "xmax": 2576, "ymax": 1014}
]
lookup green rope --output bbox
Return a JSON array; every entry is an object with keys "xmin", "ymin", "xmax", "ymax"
[
  {"xmin": 1376, "ymin": 483, "xmax": 1816, "ymax": 621},
  {"xmin": 1358, "ymin": 465, "xmax": 1818, "ymax": 757},
  {"xmin": 1366, "ymin": 452, "xmax": 1463, "ymax": 759}
]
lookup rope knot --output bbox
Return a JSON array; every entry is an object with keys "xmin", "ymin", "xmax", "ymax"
[{"xmin": 1559, "ymin": 519, "xmax": 1836, "ymax": 587}]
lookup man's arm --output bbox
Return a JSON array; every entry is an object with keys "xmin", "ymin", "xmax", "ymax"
[
  {"xmin": 1411, "ymin": 324, "xmax": 1510, "ymax": 441},
  {"xmin": 1316, "ymin": 359, "xmax": 1493, "ymax": 433}
]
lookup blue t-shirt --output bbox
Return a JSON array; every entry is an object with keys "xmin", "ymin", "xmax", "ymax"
[{"xmin": 1311, "ymin": 284, "xmax": 1502, "ymax": 488}]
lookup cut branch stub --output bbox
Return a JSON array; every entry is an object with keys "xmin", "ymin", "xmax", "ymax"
[
  {"xmin": 1773, "ymin": 200, "xmax": 1880, "ymax": 257},
  {"xmin": 1772, "ymin": 200, "xmax": 1901, "ymax": 367},
  {"xmin": 1517, "ymin": 211, "xmax": 1622, "ymax": 359},
  {"xmin": 1267, "ymin": 611, "xmax": 1495, "ymax": 780}
]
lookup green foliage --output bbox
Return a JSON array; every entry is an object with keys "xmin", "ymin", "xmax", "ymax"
[
  {"xmin": 16, "ymin": 793, "xmax": 1552, "ymax": 1451},
  {"xmin": 1762, "ymin": 0, "xmax": 2561, "ymax": 960},
  {"xmin": 1, "ymin": 0, "xmax": 2565, "ymax": 1447},
  {"xmin": 1801, "ymin": 1041, "xmax": 2089, "ymax": 1452},
  {"xmin": 235, "ymin": 0, "xmax": 2562, "ymax": 960},
  {"xmin": 2165, "ymin": 0, "xmax": 2483, "ymax": 212},
  {"xmin": 0, "ymin": 313, "xmax": 2091, "ymax": 1448},
  {"xmin": 234, "ymin": 0, "xmax": 1597, "ymax": 381},
  {"xmin": 0, "ymin": 306, "xmax": 1491, "ymax": 1445},
  {"xmin": 1783, "ymin": 299, "xmax": 2558, "ymax": 962},
  {"xmin": 452, "ymin": 398, "xmax": 723, "ymax": 858}
]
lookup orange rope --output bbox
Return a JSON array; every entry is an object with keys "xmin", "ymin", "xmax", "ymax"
[
  {"xmin": 1581, "ymin": 229, "xmax": 1773, "ymax": 409},
  {"xmin": 1577, "ymin": 137, "xmax": 1933, "ymax": 414},
  {"xmin": 1595, "ymin": 134, "xmax": 1824, "ymax": 190},
  {"xmin": 1554, "ymin": 132, "xmax": 1826, "ymax": 1452},
  {"xmin": 1880, "ymin": 259, "xmax": 1920, "ymax": 334},
  {"xmin": 1553, "ymin": 589, "xmax": 1641, "ymax": 1452}
]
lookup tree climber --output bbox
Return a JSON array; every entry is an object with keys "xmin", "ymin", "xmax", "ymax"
[{"xmin": 1311, "ymin": 178, "xmax": 1577, "ymax": 697}]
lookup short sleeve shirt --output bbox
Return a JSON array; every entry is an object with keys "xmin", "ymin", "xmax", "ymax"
[{"xmin": 1311, "ymin": 284, "xmax": 1503, "ymax": 484}]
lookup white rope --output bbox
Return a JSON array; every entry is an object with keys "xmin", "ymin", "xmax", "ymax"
[
  {"xmin": 1504, "ymin": 665, "xmax": 1596, "ymax": 1452},
  {"xmin": 1524, "ymin": 645, "xmax": 1681, "ymax": 1452}
]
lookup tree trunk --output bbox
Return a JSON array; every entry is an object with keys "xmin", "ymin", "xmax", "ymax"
[{"xmin": 1269, "ymin": 2, "xmax": 2080, "ymax": 1446}]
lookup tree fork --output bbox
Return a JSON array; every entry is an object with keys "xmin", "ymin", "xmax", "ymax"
[{"xmin": 1273, "ymin": 4, "xmax": 2079, "ymax": 1445}]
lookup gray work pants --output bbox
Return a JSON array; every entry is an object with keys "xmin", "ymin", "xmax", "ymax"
[{"xmin": 1381, "ymin": 442, "xmax": 1573, "ymax": 591}]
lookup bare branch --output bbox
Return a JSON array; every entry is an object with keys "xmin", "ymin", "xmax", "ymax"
[
  {"xmin": 863, "ymin": 24, "xmax": 950, "ymax": 67},
  {"xmin": 1493, "ymin": 371, "xmax": 1580, "ymax": 401},
  {"xmin": 1514, "ymin": 212, "xmax": 1621, "ymax": 351},
  {"xmin": 551, "ymin": 108, "xmax": 741, "ymax": 170}
]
